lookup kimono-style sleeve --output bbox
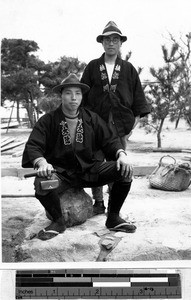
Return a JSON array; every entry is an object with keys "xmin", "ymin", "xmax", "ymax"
[
  {"xmin": 22, "ymin": 114, "xmax": 53, "ymax": 168},
  {"xmin": 128, "ymin": 63, "xmax": 151, "ymax": 118}
]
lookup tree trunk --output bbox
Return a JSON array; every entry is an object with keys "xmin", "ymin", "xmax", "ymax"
[
  {"xmin": 175, "ymin": 109, "xmax": 182, "ymax": 129},
  {"xmin": 24, "ymin": 101, "xmax": 35, "ymax": 128},
  {"xmin": 175, "ymin": 117, "xmax": 179, "ymax": 129},
  {"xmin": 157, "ymin": 130, "xmax": 161, "ymax": 148},
  {"xmin": 27, "ymin": 104, "xmax": 35, "ymax": 128},
  {"xmin": 157, "ymin": 119, "xmax": 165, "ymax": 148},
  {"xmin": 26, "ymin": 90, "xmax": 36, "ymax": 128},
  {"xmin": 16, "ymin": 100, "xmax": 20, "ymax": 124}
]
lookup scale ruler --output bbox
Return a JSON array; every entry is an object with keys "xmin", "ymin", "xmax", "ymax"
[{"xmin": 16, "ymin": 269, "xmax": 181, "ymax": 299}]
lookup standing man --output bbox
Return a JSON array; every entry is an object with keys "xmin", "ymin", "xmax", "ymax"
[
  {"xmin": 22, "ymin": 73, "xmax": 136, "ymax": 241},
  {"xmin": 81, "ymin": 21, "xmax": 150, "ymax": 215}
]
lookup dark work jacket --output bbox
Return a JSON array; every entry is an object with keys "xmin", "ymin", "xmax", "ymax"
[
  {"xmin": 22, "ymin": 106, "xmax": 123, "ymax": 181},
  {"xmin": 81, "ymin": 53, "xmax": 150, "ymax": 136}
]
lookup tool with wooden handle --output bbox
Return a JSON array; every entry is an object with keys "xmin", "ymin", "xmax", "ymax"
[{"xmin": 24, "ymin": 169, "xmax": 56, "ymax": 178}]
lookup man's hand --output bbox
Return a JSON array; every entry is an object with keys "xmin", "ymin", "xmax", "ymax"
[
  {"xmin": 36, "ymin": 159, "xmax": 54, "ymax": 179},
  {"xmin": 116, "ymin": 152, "xmax": 133, "ymax": 179}
]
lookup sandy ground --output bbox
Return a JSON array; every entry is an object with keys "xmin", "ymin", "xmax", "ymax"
[{"xmin": 1, "ymin": 120, "xmax": 191, "ymax": 263}]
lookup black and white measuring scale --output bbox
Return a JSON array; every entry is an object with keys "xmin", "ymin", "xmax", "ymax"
[{"xmin": 16, "ymin": 268, "xmax": 181, "ymax": 299}]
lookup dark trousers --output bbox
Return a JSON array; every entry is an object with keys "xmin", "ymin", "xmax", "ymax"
[{"xmin": 34, "ymin": 161, "xmax": 132, "ymax": 222}]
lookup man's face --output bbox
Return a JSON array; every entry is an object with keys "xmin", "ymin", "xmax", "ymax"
[
  {"xmin": 61, "ymin": 87, "xmax": 82, "ymax": 114},
  {"xmin": 102, "ymin": 34, "xmax": 122, "ymax": 56}
]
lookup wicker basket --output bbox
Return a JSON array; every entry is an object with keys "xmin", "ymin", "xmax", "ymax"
[{"xmin": 149, "ymin": 155, "xmax": 191, "ymax": 191}]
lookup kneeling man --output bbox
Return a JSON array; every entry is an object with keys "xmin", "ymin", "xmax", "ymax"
[{"xmin": 22, "ymin": 73, "xmax": 136, "ymax": 240}]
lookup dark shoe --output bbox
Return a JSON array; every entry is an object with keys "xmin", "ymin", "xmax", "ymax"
[
  {"xmin": 106, "ymin": 214, "xmax": 136, "ymax": 233},
  {"xmin": 93, "ymin": 202, "xmax": 106, "ymax": 216}
]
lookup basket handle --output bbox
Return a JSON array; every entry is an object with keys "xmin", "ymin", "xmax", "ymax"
[{"xmin": 159, "ymin": 155, "xmax": 176, "ymax": 165}]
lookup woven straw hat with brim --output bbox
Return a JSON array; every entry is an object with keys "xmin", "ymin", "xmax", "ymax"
[
  {"xmin": 96, "ymin": 21, "xmax": 127, "ymax": 43},
  {"xmin": 52, "ymin": 73, "xmax": 90, "ymax": 94}
]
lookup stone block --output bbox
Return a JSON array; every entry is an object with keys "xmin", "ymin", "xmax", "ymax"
[{"xmin": 46, "ymin": 188, "xmax": 93, "ymax": 227}]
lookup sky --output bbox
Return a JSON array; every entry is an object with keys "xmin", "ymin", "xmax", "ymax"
[{"xmin": 1, "ymin": 0, "xmax": 191, "ymax": 80}]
